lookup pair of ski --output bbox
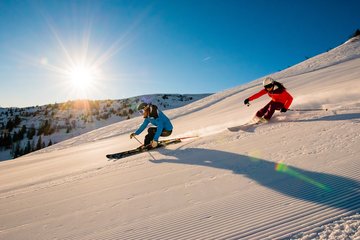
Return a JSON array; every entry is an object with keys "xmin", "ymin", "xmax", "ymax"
[
  {"xmin": 106, "ymin": 136, "xmax": 193, "ymax": 160},
  {"xmin": 227, "ymin": 118, "xmax": 267, "ymax": 132}
]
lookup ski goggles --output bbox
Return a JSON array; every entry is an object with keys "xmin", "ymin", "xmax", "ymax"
[
  {"xmin": 138, "ymin": 106, "xmax": 149, "ymax": 114},
  {"xmin": 264, "ymin": 83, "xmax": 274, "ymax": 89}
]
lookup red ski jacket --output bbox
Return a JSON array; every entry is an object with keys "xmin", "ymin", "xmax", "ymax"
[{"xmin": 248, "ymin": 88, "xmax": 293, "ymax": 109}]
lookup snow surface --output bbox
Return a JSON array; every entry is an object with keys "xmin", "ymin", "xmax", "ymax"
[{"xmin": 1, "ymin": 37, "xmax": 360, "ymax": 239}]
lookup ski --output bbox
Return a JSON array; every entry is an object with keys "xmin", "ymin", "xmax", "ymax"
[
  {"xmin": 227, "ymin": 122, "xmax": 261, "ymax": 132},
  {"xmin": 228, "ymin": 117, "xmax": 267, "ymax": 132},
  {"xmin": 106, "ymin": 138, "xmax": 182, "ymax": 160}
]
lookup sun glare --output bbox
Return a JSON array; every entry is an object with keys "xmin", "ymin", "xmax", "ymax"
[
  {"xmin": 69, "ymin": 65, "xmax": 94, "ymax": 91},
  {"xmin": 63, "ymin": 62, "xmax": 103, "ymax": 100},
  {"xmin": 40, "ymin": 15, "xmax": 129, "ymax": 101}
]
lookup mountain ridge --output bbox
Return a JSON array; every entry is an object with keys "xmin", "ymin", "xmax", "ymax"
[{"xmin": 0, "ymin": 93, "xmax": 210, "ymax": 160}]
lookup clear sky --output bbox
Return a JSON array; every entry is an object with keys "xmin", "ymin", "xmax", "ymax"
[{"xmin": 1, "ymin": 0, "xmax": 359, "ymax": 107}]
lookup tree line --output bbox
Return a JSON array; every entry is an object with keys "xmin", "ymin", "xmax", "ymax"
[{"xmin": 0, "ymin": 117, "xmax": 55, "ymax": 159}]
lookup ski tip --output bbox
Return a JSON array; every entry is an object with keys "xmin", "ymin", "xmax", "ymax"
[
  {"xmin": 227, "ymin": 127, "xmax": 238, "ymax": 132},
  {"xmin": 177, "ymin": 135, "xmax": 199, "ymax": 140}
]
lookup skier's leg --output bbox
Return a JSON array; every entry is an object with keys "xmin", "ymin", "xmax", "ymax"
[
  {"xmin": 145, "ymin": 127, "xmax": 157, "ymax": 145},
  {"xmin": 263, "ymin": 102, "xmax": 284, "ymax": 120},
  {"xmin": 160, "ymin": 129, "xmax": 172, "ymax": 137},
  {"xmin": 145, "ymin": 128, "xmax": 172, "ymax": 145},
  {"xmin": 256, "ymin": 101, "xmax": 272, "ymax": 118}
]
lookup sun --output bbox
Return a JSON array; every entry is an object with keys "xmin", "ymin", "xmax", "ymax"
[
  {"xmin": 39, "ymin": 17, "xmax": 126, "ymax": 100},
  {"xmin": 62, "ymin": 63, "xmax": 102, "ymax": 99},
  {"xmin": 68, "ymin": 65, "xmax": 95, "ymax": 91}
]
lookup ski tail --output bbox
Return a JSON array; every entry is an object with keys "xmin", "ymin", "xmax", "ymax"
[
  {"xmin": 165, "ymin": 135, "xmax": 198, "ymax": 141},
  {"xmin": 133, "ymin": 136, "xmax": 198, "ymax": 151},
  {"xmin": 227, "ymin": 116, "xmax": 267, "ymax": 132},
  {"xmin": 157, "ymin": 135, "xmax": 198, "ymax": 145},
  {"xmin": 178, "ymin": 135, "xmax": 199, "ymax": 140}
]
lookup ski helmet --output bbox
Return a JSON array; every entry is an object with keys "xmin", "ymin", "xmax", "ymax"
[
  {"xmin": 263, "ymin": 77, "xmax": 274, "ymax": 88},
  {"xmin": 137, "ymin": 102, "xmax": 149, "ymax": 111}
]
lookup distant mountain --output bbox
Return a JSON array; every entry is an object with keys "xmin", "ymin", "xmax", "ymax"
[{"xmin": 0, "ymin": 93, "xmax": 211, "ymax": 160}]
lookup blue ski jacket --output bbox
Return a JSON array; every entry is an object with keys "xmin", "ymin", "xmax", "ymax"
[{"xmin": 135, "ymin": 109, "xmax": 173, "ymax": 141}]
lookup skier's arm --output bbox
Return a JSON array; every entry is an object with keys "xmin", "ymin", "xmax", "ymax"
[
  {"xmin": 135, "ymin": 119, "xmax": 150, "ymax": 135},
  {"xmin": 283, "ymin": 91, "xmax": 293, "ymax": 110},
  {"xmin": 248, "ymin": 89, "xmax": 267, "ymax": 102},
  {"xmin": 153, "ymin": 122, "xmax": 164, "ymax": 142}
]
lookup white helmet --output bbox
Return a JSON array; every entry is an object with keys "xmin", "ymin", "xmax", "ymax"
[{"xmin": 263, "ymin": 77, "xmax": 274, "ymax": 87}]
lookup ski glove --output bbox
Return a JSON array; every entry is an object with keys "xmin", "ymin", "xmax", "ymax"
[
  {"xmin": 280, "ymin": 108, "xmax": 287, "ymax": 113},
  {"xmin": 130, "ymin": 133, "xmax": 136, "ymax": 139},
  {"xmin": 151, "ymin": 140, "xmax": 158, "ymax": 148},
  {"xmin": 244, "ymin": 98, "xmax": 250, "ymax": 105}
]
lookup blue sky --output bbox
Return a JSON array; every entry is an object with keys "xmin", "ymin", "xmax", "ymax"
[{"xmin": 1, "ymin": 0, "xmax": 360, "ymax": 107}]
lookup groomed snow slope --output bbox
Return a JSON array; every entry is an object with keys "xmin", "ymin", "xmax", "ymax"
[{"xmin": 1, "ymin": 37, "xmax": 360, "ymax": 239}]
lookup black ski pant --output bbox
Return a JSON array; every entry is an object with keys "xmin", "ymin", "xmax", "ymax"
[
  {"xmin": 144, "ymin": 127, "xmax": 172, "ymax": 145},
  {"xmin": 256, "ymin": 101, "xmax": 284, "ymax": 120}
]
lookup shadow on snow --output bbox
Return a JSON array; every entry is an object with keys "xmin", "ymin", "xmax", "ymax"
[{"xmin": 151, "ymin": 147, "xmax": 360, "ymax": 212}]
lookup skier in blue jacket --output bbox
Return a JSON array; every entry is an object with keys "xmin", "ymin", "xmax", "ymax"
[{"xmin": 130, "ymin": 102, "xmax": 173, "ymax": 148}]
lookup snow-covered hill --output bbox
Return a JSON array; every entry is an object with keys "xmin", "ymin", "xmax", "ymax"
[
  {"xmin": 0, "ymin": 94, "xmax": 210, "ymax": 160},
  {"xmin": 0, "ymin": 37, "xmax": 360, "ymax": 239}
]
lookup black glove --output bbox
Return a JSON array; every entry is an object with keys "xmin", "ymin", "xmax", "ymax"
[
  {"xmin": 280, "ymin": 108, "xmax": 287, "ymax": 113},
  {"xmin": 244, "ymin": 98, "xmax": 250, "ymax": 105}
]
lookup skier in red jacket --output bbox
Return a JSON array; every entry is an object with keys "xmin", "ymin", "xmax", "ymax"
[{"xmin": 244, "ymin": 77, "xmax": 293, "ymax": 123}]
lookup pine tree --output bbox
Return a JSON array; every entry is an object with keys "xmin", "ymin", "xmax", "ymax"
[
  {"xmin": 14, "ymin": 115, "xmax": 21, "ymax": 127},
  {"xmin": 4, "ymin": 133, "xmax": 12, "ymax": 149},
  {"xmin": 66, "ymin": 126, "xmax": 72, "ymax": 133},
  {"xmin": 6, "ymin": 119, "xmax": 14, "ymax": 132},
  {"xmin": 353, "ymin": 29, "xmax": 360, "ymax": 37},
  {"xmin": 12, "ymin": 130, "xmax": 19, "ymax": 142},
  {"xmin": 31, "ymin": 140, "xmax": 35, "ymax": 152},
  {"xmin": 350, "ymin": 29, "xmax": 360, "ymax": 39},
  {"xmin": 27, "ymin": 125, "xmax": 36, "ymax": 140},
  {"xmin": 20, "ymin": 125, "xmax": 27, "ymax": 139},
  {"xmin": 14, "ymin": 143, "xmax": 21, "ymax": 158},
  {"xmin": 25, "ymin": 140, "xmax": 31, "ymax": 154},
  {"xmin": 0, "ymin": 134, "xmax": 4, "ymax": 148},
  {"xmin": 36, "ymin": 136, "xmax": 42, "ymax": 150}
]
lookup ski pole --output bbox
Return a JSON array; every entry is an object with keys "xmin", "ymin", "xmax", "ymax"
[
  {"xmin": 133, "ymin": 135, "xmax": 156, "ymax": 161},
  {"xmin": 133, "ymin": 135, "xmax": 143, "ymax": 145},
  {"xmin": 288, "ymin": 108, "xmax": 328, "ymax": 112}
]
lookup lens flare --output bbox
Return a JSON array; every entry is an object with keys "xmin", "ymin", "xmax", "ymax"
[{"xmin": 275, "ymin": 162, "xmax": 331, "ymax": 191}]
